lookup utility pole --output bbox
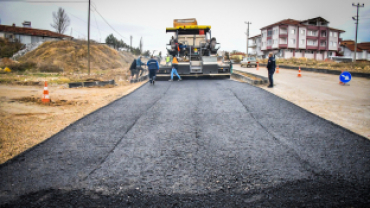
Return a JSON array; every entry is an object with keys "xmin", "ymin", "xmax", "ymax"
[
  {"xmin": 87, "ymin": 0, "xmax": 91, "ymax": 75},
  {"xmin": 245, "ymin": 21, "xmax": 251, "ymax": 57},
  {"xmin": 352, "ymin": 3, "xmax": 364, "ymax": 63},
  {"xmin": 130, "ymin": 35, "xmax": 132, "ymax": 52}
]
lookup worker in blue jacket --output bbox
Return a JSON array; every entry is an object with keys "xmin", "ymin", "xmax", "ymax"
[
  {"xmin": 266, "ymin": 53, "xmax": 276, "ymax": 88},
  {"xmin": 136, "ymin": 56, "xmax": 146, "ymax": 81},
  {"xmin": 147, "ymin": 55, "xmax": 159, "ymax": 85}
]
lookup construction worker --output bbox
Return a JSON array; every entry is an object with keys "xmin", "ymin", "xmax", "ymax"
[
  {"xmin": 169, "ymin": 56, "xmax": 182, "ymax": 81},
  {"xmin": 135, "ymin": 56, "xmax": 146, "ymax": 82},
  {"xmin": 147, "ymin": 55, "xmax": 159, "ymax": 85},
  {"xmin": 266, "ymin": 53, "xmax": 276, "ymax": 88},
  {"xmin": 166, "ymin": 56, "xmax": 170, "ymax": 66},
  {"xmin": 128, "ymin": 58, "xmax": 137, "ymax": 83}
]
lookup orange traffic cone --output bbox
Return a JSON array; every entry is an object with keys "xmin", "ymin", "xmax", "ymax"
[
  {"xmin": 276, "ymin": 65, "xmax": 279, "ymax": 73},
  {"xmin": 297, "ymin": 67, "xmax": 302, "ymax": 77},
  {"xmin": 42, "ymin": 81, "xmax": 50, "ymax": 103},
  {"xmin": 256, "ymin": 62, "xmax": 259, "ymax": 70}
]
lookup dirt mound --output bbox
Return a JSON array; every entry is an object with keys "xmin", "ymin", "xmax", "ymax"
[{"xmin": 18, "ymin": 40, "xmax": 135, "ymax": 72}]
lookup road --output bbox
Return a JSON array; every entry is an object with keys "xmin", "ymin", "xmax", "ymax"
[
  {"xmin": 1, "ymin": 79, "xmax": 369, "ymax": 207},
  {"xmin": 234, "ymin": 64, "xmax": 370, "ymax": 140}
]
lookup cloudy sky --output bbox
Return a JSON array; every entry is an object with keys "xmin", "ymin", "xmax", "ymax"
[{"xmin": 1, "ymin": 0, "xmax": 370, "ymax": 55}]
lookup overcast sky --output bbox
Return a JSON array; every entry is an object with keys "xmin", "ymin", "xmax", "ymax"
[{"xmin": 1, "ymin": 0, "xmax": 370, "ymax": 55}]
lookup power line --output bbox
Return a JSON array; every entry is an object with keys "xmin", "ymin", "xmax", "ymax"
[
  {"xmin": 0, "ymin": 0, "xmax": 87, "ymax": 2},
  {"xmin": 90, "ymin": 1, "xmax": 126, "ymax": 39},
  {"xmin": 92, "ymin": 10, "xmax": 101, "ymax": 42}
]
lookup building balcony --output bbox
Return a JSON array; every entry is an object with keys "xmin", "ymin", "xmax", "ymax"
[
  {"xmin": 307, "ymin": 25, "xmax": 319, "ymax": 30},
  {"xmin": 279, "ymin": 44, "xmax": 288, "ymax": 48},
  {"xmin": 307, "ymin": 45, "xmax": 318, "ymax": 50},
  {"xmin": 267, "ymin": 45, "xmax": 272, "ymax": 49},
  {"xmin": 306, "ymin": 36, "xmax": 319, "ymax": 39},
  {"xmin": 319, "ymin": 46, "xmax": 326, "ymax": 50},
  {"xmin": 249, "ymin": 43, "xmax": 257, "ymax": 48},
  {"xmin": 279, "ymin": 34, "xmax": 288, "ymax": 38},
  {"xmin": 319, "ymin": 36, "xmax": 327, "ymax": 40}
]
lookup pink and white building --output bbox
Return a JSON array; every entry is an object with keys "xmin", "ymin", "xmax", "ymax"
[{"xmin": 249, "ymin": 17, "xmax": 345, "ymax": 60}]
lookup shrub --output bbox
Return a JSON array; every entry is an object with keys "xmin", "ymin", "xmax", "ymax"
[
  {"xmin": 38, "ymin": 64, "xmax": 63, "ymax": 73},
  {"xmin": 4, "ymin": 67, "xmax": 11, "ymax": 72}
]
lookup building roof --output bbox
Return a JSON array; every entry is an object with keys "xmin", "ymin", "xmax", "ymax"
[
  {"xmin": 344, "ymin": 44, "xmax": 363, "ymax": 52},
  {"xmin": 0, "ymin": 24, "xmax": 72, "ymax": 38},
  {"xmin": 260, "ymin": 19, "xmax": 301, "ymax": 30},
  {"xmin": 301, "ymin": 16, "xmax": 330, "ymax": 24},
  {"xmin": 328, "ymin": 27, "xmax": 345, "ymax": 32},
  {"xmin": 358, "ymin": 42, "xmax": 370, "ymax": 51},
  {"xmin": 260, "ymin": 17, "xmax": 345, "ymax": 32},
  {"xmin": 248, "ymin": 34, "xmax": 261, "ymax": 39}
]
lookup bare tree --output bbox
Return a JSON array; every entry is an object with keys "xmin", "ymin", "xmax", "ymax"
[{"xmin": 50, "ymin": 7, "xmax": 70, "ymax": 34}]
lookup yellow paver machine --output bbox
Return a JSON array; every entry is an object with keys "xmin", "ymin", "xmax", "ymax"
[{"xmin": 158, "ymin": 18, "xmax": 231, "ymax": 78}]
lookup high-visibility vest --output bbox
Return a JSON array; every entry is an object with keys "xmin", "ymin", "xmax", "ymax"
[
  {"xmin": 172, "ymin": 57, "xmax": 179, "ymax": 64},
  {"xmin": 166, "ymin": 57, "xmax": 170, "ymax": 62}
]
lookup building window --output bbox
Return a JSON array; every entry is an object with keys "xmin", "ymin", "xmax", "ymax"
[
  {"xmin": 301, "ymin": 39, "xmax": 305, "ymax": 45},
  {"xmin": 301, "ymin": 29, "xmax": 306, "ymax": 35},
  {"xmin": 307, "ymin": 40, "xmax": 313, "ymax": 45},
  {"xmin": 290, "ymin": 39, "xmax": 296, "ymax": 44},
  {"xmin": 267, "ymin": 39, "xmax": 272, "ymax": 45},
  {"xmin": 291, "ymin": 29, "xmax": 295, "ymax": 34},
  {"xmin": 321, "ymin": 31, "xmax": 327, "ymax": 37},
  {"xmin": 268, "ymin": 30, "xmax": 273, "ymax": 37},
  {"xmin": 330, "ymin": 31, "xmax": 333, "ymax": 37},
  {"xmin": 330, "ymin": 41, "xmax": 333, "ymax": 46},
  {"xmin": 334, "ymin": 32, "xmax": 337, "ymax": 37},
  {"xmin": 334, "ymin": 42, "xmax": 337, "ymax": 47}
]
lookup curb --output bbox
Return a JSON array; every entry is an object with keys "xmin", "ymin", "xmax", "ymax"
[
  {"xmin": 258, "ymin": 63, "xmax": 370, "ymax": 78},
  {"xmin": 231, "ymin": 70, "xmax": 268, "ymax": 85}
]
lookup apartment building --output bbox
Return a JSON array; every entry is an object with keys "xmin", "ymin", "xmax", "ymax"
[
  {"xmin": 248, "ymin": 34, "xmax": 263, "ymax": 58},
  {"xmin": 249, "ymin": 17, "xmax": 345, "ymax": 60}
]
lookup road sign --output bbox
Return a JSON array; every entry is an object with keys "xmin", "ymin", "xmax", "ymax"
[{"xmin": 340, "ymin": 71, "xmax": 352, "ymax": 83}]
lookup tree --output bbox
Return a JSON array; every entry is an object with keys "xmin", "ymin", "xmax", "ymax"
[
  {"xmin": 143, "ymin": 50, "xmax": 150, "ymax": 56},
  {"xmin": 50, "ymin": 7, "xmax": 70, "ymax": 34},
  {"xmin": 105, "ymin": 34, "xmax": 118, "ymax": 48}
]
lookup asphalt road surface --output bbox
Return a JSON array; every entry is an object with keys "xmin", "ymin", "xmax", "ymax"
[{"xmin": 1, "ymin": 79, "xmax": 369, "ymax": 207}]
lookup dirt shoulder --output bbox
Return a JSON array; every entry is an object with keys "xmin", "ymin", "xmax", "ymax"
[{"xmin": 0, "ymin": 81, "xmax": 146, "ymax": 164}]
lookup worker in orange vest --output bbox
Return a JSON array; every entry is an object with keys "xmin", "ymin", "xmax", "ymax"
[{"xmin": 169, "ymin": 56, "xmax": 182, "ymax": 81}]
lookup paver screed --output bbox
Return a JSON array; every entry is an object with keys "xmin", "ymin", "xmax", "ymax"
[{"xmin": 0, "ymin": 80, "xmax": 369, "ymax": 207}]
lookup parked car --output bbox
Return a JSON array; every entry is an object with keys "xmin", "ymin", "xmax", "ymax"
[{"xmin": 241, "ymin": 57, "xmax": 258, "ymax": 68}]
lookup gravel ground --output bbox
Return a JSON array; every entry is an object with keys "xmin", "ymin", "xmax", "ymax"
[{"xmin": 0, "ymin": 79, "xmax": 369, "ymax": 207}]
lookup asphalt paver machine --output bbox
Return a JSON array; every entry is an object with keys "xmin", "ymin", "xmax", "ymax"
[{"xmin": 158, "ymin": 18, "xmax": 230, "ymax": 77}]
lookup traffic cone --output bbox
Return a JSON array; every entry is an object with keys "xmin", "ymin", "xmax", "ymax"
[
  {"xmin": 42, "ymin": 81, "xmax": 50, "ymax": 103},
  {"xmin": 276, "ymin": 65, "xmax": 279, "ymax": 73},
  {"xmin": 297, "ymin": 67, "xmax": 302, "ymax": 77},
  {"xmin": 256, "ymin": 63, "xmax": 259, "ymax": 70}
]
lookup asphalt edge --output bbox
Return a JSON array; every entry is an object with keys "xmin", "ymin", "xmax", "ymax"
[
  {"xmin": 258, "ymin": 63, "xmax": 370, "ymax": 78},
  {"xmin": 0, "ymin": 81, "xmax": 149, "ymax": 168},
  {"xmin": 227, "ymin": 79, "xmax": 370, "ymax": 143}
]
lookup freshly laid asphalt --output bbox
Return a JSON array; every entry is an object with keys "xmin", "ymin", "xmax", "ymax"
[{"xmin": 0, "ymin": 79, "xmax": 369, "ymax": 207}]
